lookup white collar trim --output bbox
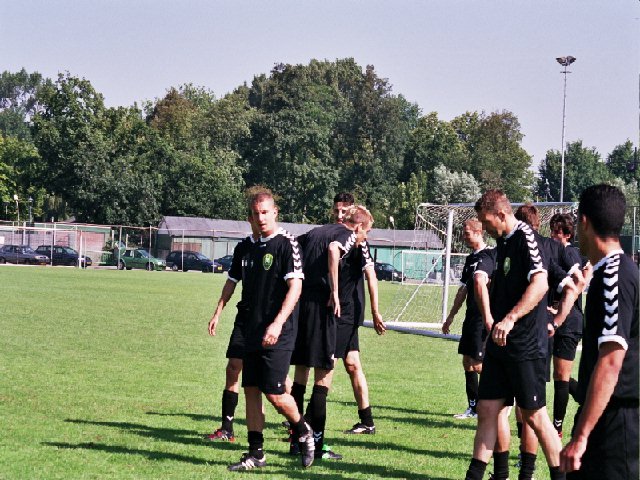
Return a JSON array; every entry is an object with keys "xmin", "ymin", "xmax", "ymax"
[{"xmin": 593, "ymin": 249, "xmax": 624, "ymax": 271}]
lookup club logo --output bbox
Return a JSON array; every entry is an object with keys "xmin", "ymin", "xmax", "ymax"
[
  {"xmin": 503, "ymin": 257, "xmax": 511, "ymax": 275},
  {"xmin": 262, "ymin": 253, "xmax": 273, "ymax": 270}
]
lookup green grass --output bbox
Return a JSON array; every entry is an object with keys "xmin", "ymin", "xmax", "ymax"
[{"xmin": 0, "ymin": 266, "xmax": 577, "ymax": 479}]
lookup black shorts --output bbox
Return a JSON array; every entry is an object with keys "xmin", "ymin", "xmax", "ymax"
[
  {"xmin": 242, "ymin": 349, "xmax": 292, "ymax": 394},
  {"xmin": 567, "ymin": 404, "xmax": 639, "ymax": 480},
  {"xmin": 478, "ymin": 352, "xmax": 547, "ymax": 410},
  {"xmin": 290, "ymin": 294, "xmax": 336, "ymax": 370},
  {"xmin": 225, "ymin": 314, "xmax": 246, "ymax": 359},
  {"xmin": 552, "ymin": 331, "xmax": 581, "ymax": 361},
  {"xmin": 335, "ymin": 319, "xmax": 359, "ymax": 359},
  {"xmin": 458, "ymin": 318, "xmax": 487, "ymax": 361}
]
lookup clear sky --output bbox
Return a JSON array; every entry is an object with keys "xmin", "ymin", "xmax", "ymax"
[{"xmin": 2, "ymin": 0, "xmax": 638, "ymax": 169}]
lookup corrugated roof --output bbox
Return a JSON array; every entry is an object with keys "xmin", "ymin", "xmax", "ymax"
[{"xmin": 157, "ymin": 216, "xmax": 443, "ymax": 249}]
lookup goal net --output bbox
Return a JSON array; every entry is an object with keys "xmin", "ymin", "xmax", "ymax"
[{"xmin": 378, "ymin": 201, "xmax": 577, "ymax": 338}]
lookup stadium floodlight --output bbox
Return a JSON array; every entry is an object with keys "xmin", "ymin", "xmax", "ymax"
[{"xmin": 556, "ymin": 55, "xmax": 577, "ymax": 202}]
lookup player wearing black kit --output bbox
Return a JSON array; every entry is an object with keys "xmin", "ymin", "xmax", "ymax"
[
  {"xmin": 465, "ymin": 190, "xmax": 565, "ymax": 480},
  {"xmin": 559, "ymin": 185, "xmax": 638, "ymax": 480},
  {"xmin": 290, "ymin": 205, "xmax": 373, "ymax": 460},
  {"xmin": 227, "ymin": 191, "xmax": 315, "ymax": 472},
  {"xmin": 207, "ymin": 224, "xmax": 258, "ymax": 442},
  {"xmin": 442, "ymin": 219, "xmax": 491, "ymax": 419}
]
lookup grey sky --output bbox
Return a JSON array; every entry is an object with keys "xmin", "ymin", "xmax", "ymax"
[{"xmin": 2, "ymin": 0, "xmax": 638, "ymax": 169}]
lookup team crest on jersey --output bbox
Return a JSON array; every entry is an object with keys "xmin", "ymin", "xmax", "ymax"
[
  {"xmin": 262, "ymin": 253, "xmax": 273, "ymax": 270},
  {"xmin": 503, "ymin": 257, "xmax": 511, "ymax": 275}
]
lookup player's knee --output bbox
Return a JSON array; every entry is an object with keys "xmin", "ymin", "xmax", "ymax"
[
  {"xmin": 264, "ymin": 393, "xmax": 284, "ymax": 411},
  {"xmin": 343, "ymin": 353, "xmax": 361, "ymax": 374},
  {"xmin": 226, "ymin": 360, "xmax": 242, "ymax": 378}
]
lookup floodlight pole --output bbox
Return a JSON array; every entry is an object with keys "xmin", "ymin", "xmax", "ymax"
[{"xmin": 557, "ymin": 56, "xmax": 576, "ymax": 202}]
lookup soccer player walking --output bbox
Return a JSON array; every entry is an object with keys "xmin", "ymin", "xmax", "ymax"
[
  {"xmin": 559, "ymin": 184, "xmax": 638, "ymax": 479},
  {"xmin": 227, "ymin": 190, "xmax": 315, "ymax": 471},
  {"xmin": 442, "ymin": 218, "xmax": 492, "ymax": 419},
  {"xmin": 465, "ymin": 190, "xmax": 565, "ymax": 480}
]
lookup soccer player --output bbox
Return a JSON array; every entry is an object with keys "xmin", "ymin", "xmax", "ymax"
[
  {"xmin": 465, "ymin": 190, "xmax": 565, "ymax": 480},
  {"xmin": 206, "ymin": 214, "xmax": 259, "ymax": 442},
  {"xmin": 332, "ymin": 193, "xmax": 385, "ymax": 436},
  {"xmin": 548, "ymin": 213, "xmax": 585, "ymax": 439},
  {"xmin": 227, "ymin": 190, "xmax": 315, "ymax": 471},
  {"xmin": 290, "ymin": 204, "xmax": 375, "ymax": 459},
  {"xmin": 442, "ymin": 218, "xmax": 492, "ymax": 419},
  {"xmin": 559, "ymin": 184, "xmax": 638, "ymax": 479}
]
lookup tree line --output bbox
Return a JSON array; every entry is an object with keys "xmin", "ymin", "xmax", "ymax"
[{"xmin": 0, "ymin": 60, "xmax": 637, "ymax": 229}]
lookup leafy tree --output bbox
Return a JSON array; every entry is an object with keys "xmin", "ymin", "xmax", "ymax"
[
  {"xmin": 0, "ymin": 69, "xmax": 44, "ymax": 140},
  {"xmin": 606, "ymin": 140, "xmax": 639, "ymax": 185},
  {"xmin": 452, "ymin": 110, "xmax": 533, "ymax": 201},
  {"xmin": 429, "ymin": 164, "xmax": 481, "ymax": 204},
  {"xmin": 536, "ymin": 141, "xmax": 613, "ymax": 202}
]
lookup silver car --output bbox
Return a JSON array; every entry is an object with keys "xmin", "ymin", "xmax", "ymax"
[{"xmin": 0, "ymin": 245, "xmax": 49, "ymax": 265}]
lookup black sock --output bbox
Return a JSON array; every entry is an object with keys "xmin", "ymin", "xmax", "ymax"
[
  {"xmin": 553, "ymin": 380, "xmax": 570, "ymax": 433},
  {"xmin": 518, "ymin": 452, "xmax": 536, "ymax": 480},
  {"xmin": 358, "ymin": 406, "xmax": 374, "ymax": 427},
  {"xmin": 493, "ymin": 450, "xmax": 509, "ymax": 480},
  {"xmin": 464, "ymin": 371, "xmax": 479, "ymax": 412},
  {"xmin": 516, "ymin": 421, "xmax": 523, "ymax": 438},
  {"xmin": 568, "ymin": 377, "xmax": 578, "ymax": 401},
  {"xmin": 305, "ymin": 385, "xmax": 328, "ymax": 450},
  {"xmin": 221, "ymin": 389, "xmax": 238, "ymax": 433},
  {"xmin": 247, "ymin": 431, "xmax": 264, "ymax": 459},
  {"xmin": 465, "ymin": 458, "xmax": 487, "ymax": 480},
  {"xmin": 291, "ymin": 382, "xmax": 306, "ymax": 416},
  {"xmin": 549, "ymin": 465, "xmax": 566, "ymax": 480}
]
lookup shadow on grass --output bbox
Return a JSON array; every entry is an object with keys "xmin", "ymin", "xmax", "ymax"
[
  {"xmin": 374, "ymin": 413, "xmax": 477, "ymax": 431},
  {"xmin": 43, "ymin": 442, "xmax": 228, "ymax": 466},
  {"xmin": 146, "ymin": 411, "xmax": 212, "ymax": 422}
]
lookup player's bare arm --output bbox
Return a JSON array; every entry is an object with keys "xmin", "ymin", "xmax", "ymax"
[
  {"xmin": 443, "ymin": 285, "xmax": 467, "ymax": 334},
  {"xmin": 262, "ymin": 277, "xmax": 303, "ymax": 347},
  {"xmin": 492, "ymin": 271, "xmax": 548, "ymax": 346},
  {"xmin": 364, "ymin": 266, "xmax": 385, "ymax": 335},
  {"xmin": 473, "ymin": 272, "xmax": 493, "ymax": 332},
  {"xmin": 209, "ymin": 279, "xmax": 238, "ymax": 336},
  {"xmin": 559, "ymin": 342, "xmax": 626, "ymax": 472},
  {"xmin": 328, "ymin": 241, "xmax": 342, "ymax": 317}
]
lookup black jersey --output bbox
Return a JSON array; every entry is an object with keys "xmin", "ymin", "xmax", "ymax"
[
  {"xmin": 242, "ymin": 228, "xmax": 304, "ymax": 352},
  {"xmin": 576, "ymin": 251, "xmax": 639, "ymax": 405},
  {"xmin": 340, "ymin": 240, "xmax": 374, "ymax": 326},
  {"xmin": 486, "ymin": 221, "xmax": 549, "ymax": 361},
  {"xmin": 227, "ymin": 235, "xmax": 257, "ymax": 309},
  {"xmin": 299, "ymin": 223, "xmax": 356, "ymax": 293},
  {"xmin": 461, "ymin": 246, "xmax": 493, "ymax": 323}
]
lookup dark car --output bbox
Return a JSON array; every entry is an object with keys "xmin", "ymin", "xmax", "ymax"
[
  {"xmin": 215, "ymin": 254, "xmax": 233, "ymax": 272},
  {"xmin": 374, "ymin": 262, "xmax": 406, "ymax": 282},
  {"xmin": 0, "ymin": 245, "xmax": 49, "ymax": 265},
  {"xmin": 166, "ymin": 250, "xmax": 223, "ymax": 273},
  {"xmin": 35, "ymin": 245, "xmax": 93, "ymax": 267}
]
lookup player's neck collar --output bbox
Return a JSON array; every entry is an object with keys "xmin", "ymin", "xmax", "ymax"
[
  {"xmin": 592, "ymin": 248, "xmax": 625, "ymax": 272},
  {"xmin": 260, "ymin": 227, "xmax": 283, "ymax": 242},
  {"xmin": 504, "ymin": 220, "xmax": 524, "ymax": 239}
]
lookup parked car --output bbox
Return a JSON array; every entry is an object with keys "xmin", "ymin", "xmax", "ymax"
[
  {"xmin": 0, "ymin": 245, "xmax": 49, "ymax": 265},
  {"xmin": 35, "ymin": 245, "xmax": 93, "ymax": 267},
  {"xmin": 214, "ymin": 254, "xmax": 233, "ymax": 272},
  {"xmin": 166, "ymin": 250, "xmax": 223, "ymax": 273},
  {"xmin": 374, "ymin": 262, "xmax": 406, "ymax": 282},
  {"xmin": 117, "ymin": 248, "xmax": 165, "ymax": 271}
]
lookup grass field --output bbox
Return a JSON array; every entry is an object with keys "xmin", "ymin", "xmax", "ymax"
[{"xmin": 1, "ymin": 266, "xmax": 578, "ymax": 479}]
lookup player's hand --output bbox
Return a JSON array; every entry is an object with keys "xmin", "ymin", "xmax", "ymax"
[
  {"xmin": 372, "ymin": 311, "xmax": 386, "ymax": 335},
  {"xmin": 442, "ymin": 319, "xmax": 451, "ymax": 334},
  {"xmin": 572, "ymin": 263, "xmax": 592, "ymax": 292},
  {"xmin": 492, "ymin": 317, "xmax": 515, "ymax": 346},
  {"xmin": 560, "ymin": 436, "xmax": 587, "ymax": 472},
  {"xmin": 208, "ymin": 315, "xmax": 219, "ymax": 336},
  {"xmin": 484, "ymin": 316, "xmax": 494, "ymax": 334},
  {"xmin": 262, "ymin": 321, "xmax": 283, "ymax": 347},
  {"xmin": 547, "ymin": 322, "xmax": 556, "ymax": 337},
  {"xmin": 328, "ymin": 291, "xmax": 341, "ymax": 318}
]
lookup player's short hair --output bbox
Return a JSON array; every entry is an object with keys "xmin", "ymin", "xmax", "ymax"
[
  {"xmin": 578, "ymin": 184, "xmax": 626, "ymax": 238},
  {"xmin": 344, "ymin": 205, "xmax": 374, "ymax": 228},
  {"xmin": 550, "ymin": 213, "xmax": 575, "ymax": 240},
  {"xmin": 474, "ymin": 189, "xmax": 512, "ymax": 214},
  {"xmin": 515, "ymin": 203, "xmax": 540, "ymax": 231},
  {"xmin": 333, "ymin": 192, "xmax": 355, "ymax": 205},
  {"xmin": 464, "ymin": 218, "xmax": 483, "ymax": 233},
  {"xmin": 246, "ymin": 186, "xmax": 275, "ymax": 213}
]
